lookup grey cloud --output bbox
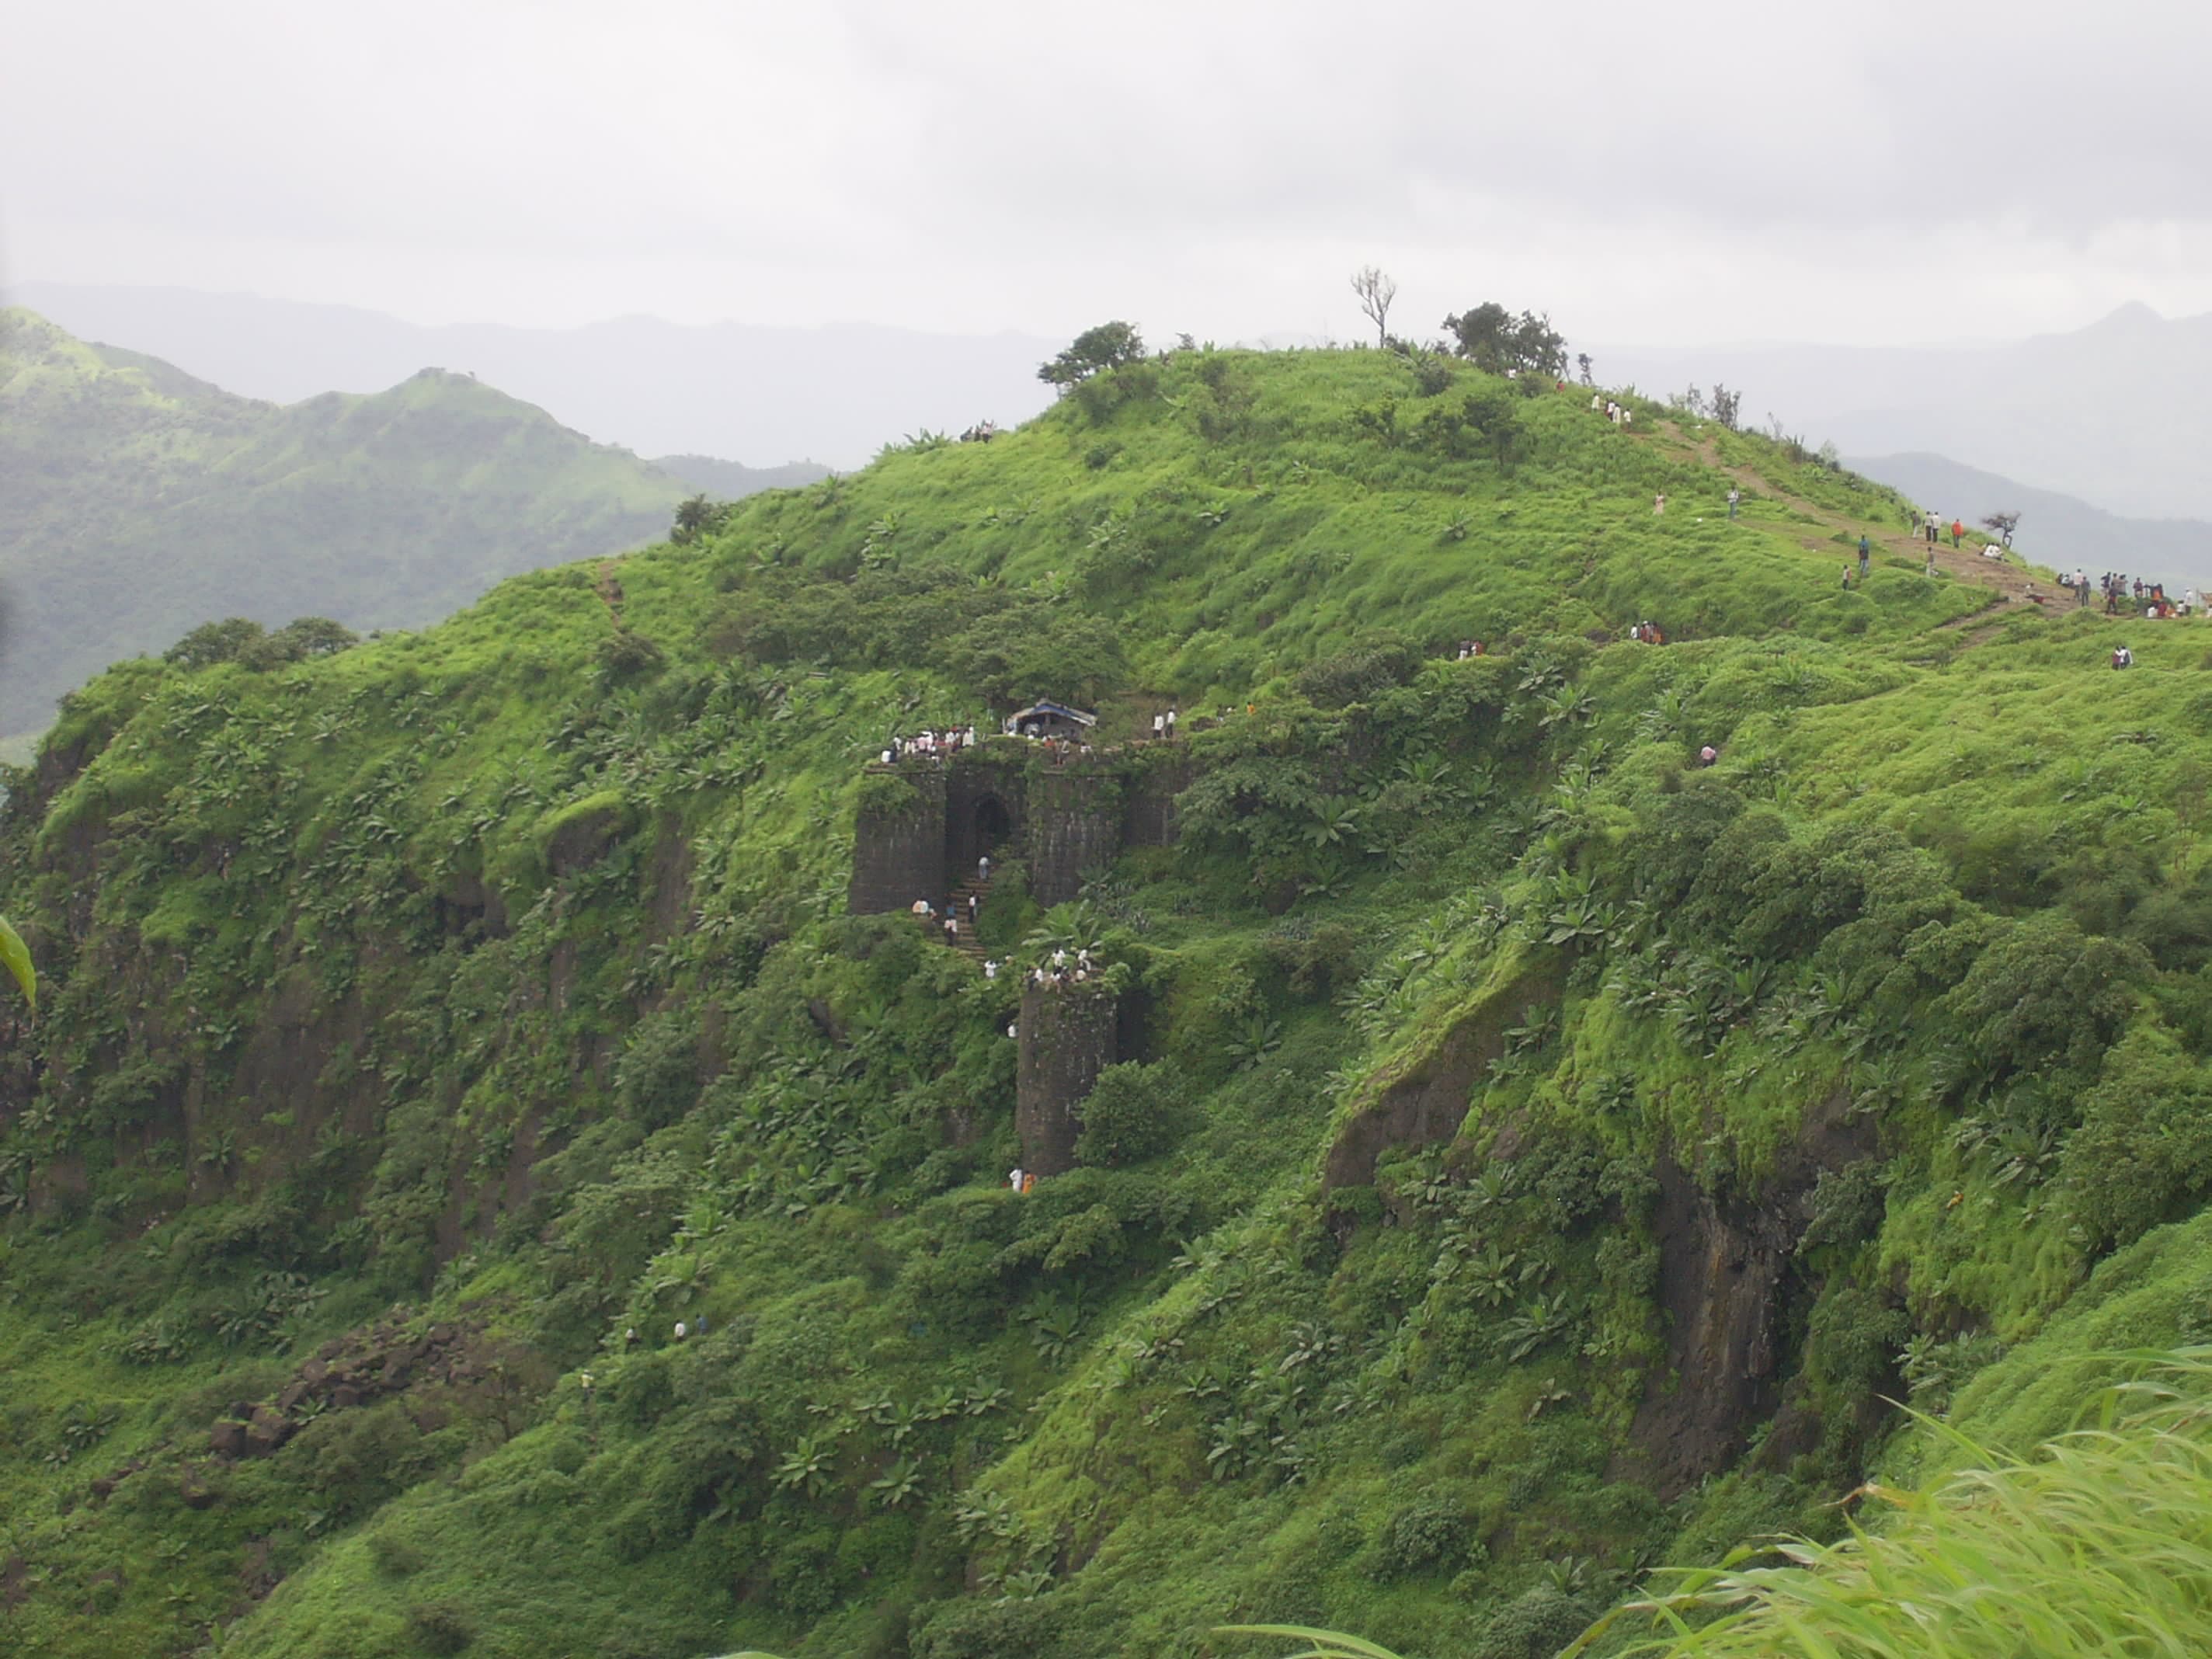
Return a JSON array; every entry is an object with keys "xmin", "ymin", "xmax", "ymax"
[{"xmin": 5, "ymin": 0, "xmax": 2210, "ymax": 342}]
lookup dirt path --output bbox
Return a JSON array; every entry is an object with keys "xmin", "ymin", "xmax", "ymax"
[{"xmin": 1647, "ymin": 419, "xmax": 2057, "ymax": 628}]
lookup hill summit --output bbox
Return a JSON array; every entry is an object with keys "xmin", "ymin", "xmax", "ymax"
[
  {"xmin": 5, "ymin": 337, "xmax": 2212, "ymax": 1658},
  {"xmin": 0, "ymin": 309, "xmax": 812, "ymax": 748}
]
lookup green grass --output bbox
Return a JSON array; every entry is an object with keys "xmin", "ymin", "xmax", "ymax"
[
  {"xmin": 0, "ymin": 306, "xmax": 699, "ymax": 740},
  {"xmin": 4, "ymin": 341, "xmax": 2212, "ymax": 1657}
]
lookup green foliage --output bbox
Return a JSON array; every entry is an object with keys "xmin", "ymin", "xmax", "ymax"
[
  {"xmin": 1593, "ymin": 1357, "xmax": 2212, "ymax": 1657},
  {"xmin": 0, "ymin": 914, "xmax": 32, "ymax": 1008},
  {"xmin": 2, "ymin": 333, "xmax": 2208, "ymax": 1659},
  {"xmin": 1439, "ymin": 303, "xmax": 1567, "ymax": 377},
  {"xmin": 0, "ymin": 308, "xmax": 707, "ymax": 743},
  {"xmin": 1073, "ymin": 1060, "xmax": 1191, "ymax": 1167},
  {"xmin": 1038, "ymin": 321, "xmax": 1146, "ymax": 389}
]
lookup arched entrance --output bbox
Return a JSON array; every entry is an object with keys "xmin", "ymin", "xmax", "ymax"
[{"xmin": 973, "ymin": 795, "xmax": 1013, "ymax": 854}]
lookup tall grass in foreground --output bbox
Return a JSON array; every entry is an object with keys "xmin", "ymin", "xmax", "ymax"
[{"xmin": 1228, "ymin": 1350, "xmax": 2212, "ymax": 1658}]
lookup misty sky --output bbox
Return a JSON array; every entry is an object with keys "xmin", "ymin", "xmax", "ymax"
[{"xmin": 5, "ymin": 0, "xmax": 2207, "ymax": 347}]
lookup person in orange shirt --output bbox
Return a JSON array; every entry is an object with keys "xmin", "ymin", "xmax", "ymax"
[{"xmin": 1951, "ymin": 518, "xmax": 1963, "ymax": 548}]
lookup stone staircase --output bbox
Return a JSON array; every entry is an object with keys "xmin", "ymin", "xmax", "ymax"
[{"xmin": 916, "ymin": 876, "xmax": 994, "ymax": 966}]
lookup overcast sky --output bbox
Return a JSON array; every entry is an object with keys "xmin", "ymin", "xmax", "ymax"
[{"xmin": 5, "ymin": 0, "xmax": 2207, "ymax": 348}]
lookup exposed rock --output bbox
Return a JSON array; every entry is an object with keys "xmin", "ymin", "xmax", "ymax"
[
  {"xmin": 208, "ymin": 1419, "xmax": 248, "ymax": 1459},
  {"xmin": 1323, "ymin": 953, "xmax": 1564, "ymax": 1191},
  {"xmin": 178, "ymin": 1466, "xmax": 218, "ymax": 1509},
  {"xmin": 244, "ymin": 1405, "xmax": 293, "ymax": 1456},
  {"xmin": 1625, "ymin": 1094, "xmax": 1878, "ymax": 1497}
]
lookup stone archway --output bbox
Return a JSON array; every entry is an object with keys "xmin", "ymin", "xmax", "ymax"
[{"xmin": 973, "ymin": 794, "xmax": 1013, "ymax": 855}]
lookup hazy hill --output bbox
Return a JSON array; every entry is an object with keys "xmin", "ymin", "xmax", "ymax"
[
  {"xmin": 9, "ymin": 346, "xmax": 2212, "ymax": 1657},
  {"xmin": 1598, "ymin": 302, "xmax": 2212, "ymax": 520},
  {"xmin": 0, "ymin": 308, "xmax": 804, "ymax": 743},
  {"xmin": 14, "ymin": 280, "xmax": 1060, "ymax": 470},
  {"xmin": 649, "ymin": 453, "xmax": 833, "ymax": 498},
  {"xmin": 1846, "ymin": 449, "xmax": 2212, "ymax": 583}
]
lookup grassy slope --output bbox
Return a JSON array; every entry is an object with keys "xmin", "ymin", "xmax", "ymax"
[
  {"xmin": 2, "ymin": 346, "xmax": 2209, "ymax": 1659},
  {"xmin": 0, "ymin": 308, "xmax": 692, "ymax": 744}
]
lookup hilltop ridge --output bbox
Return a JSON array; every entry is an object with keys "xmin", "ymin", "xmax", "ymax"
[
  {"xmin": 6, "ymin": 341, "xmax": 2212, "ymax": 1658},
  {"xmin": 0, "ymin": 310, "xmax": 805, "ymax": 746}
]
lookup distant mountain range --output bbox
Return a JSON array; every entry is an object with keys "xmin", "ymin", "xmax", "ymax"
[
  {"xmin": 0, "ymin": 308, "xmax": 823, "ymax": 744},
  {"xmin": 1598, "ymin": 304, "xmax": 2212, "ymax": 522},
  {"xmin": 1845, "ymin": 451, "xmax": 2212, "ymax": 586},
  {"xmin": 12, "ymin": 281, "xmax": 1061, "ymax": 471}
]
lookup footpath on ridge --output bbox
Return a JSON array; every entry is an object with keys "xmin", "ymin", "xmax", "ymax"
[{"xmin": 1646, "ymin": 417, "xmax": 2056, "ymax": 638}]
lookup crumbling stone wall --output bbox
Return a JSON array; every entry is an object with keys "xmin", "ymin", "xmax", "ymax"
[
  {"xmin": 1122, "ymin": 757, "xmax": 1191, "ymax": 849},
  {"xmin": 1028, "ymin": 767, "xmax": 1119, "ymax": 907},
  {"xmin": 850, "ymin": 746, "xmax": 1186, "ymax": 916},
  {"xmin": 847, "ymin": 766, "xmax": 947, "ymax": 915},
  {"xmin": 1016, "ymin": 984, "xmax": 1118, "ymax": 1175}
]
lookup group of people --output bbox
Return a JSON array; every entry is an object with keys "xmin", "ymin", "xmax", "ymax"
[
  {"xmin": 910, "ymin": 892, "xmax": 978, "ymax": 946},
  {"xmin": 1591, "ymin": 394, "xmax": 1634, "ymax": 426},
  {"xmin": 1627, "ymin": 621, "xmax": 1668, "ymax": 644},
  {"xmin": 1026, "ymin": 946, "xmax": 1100, "ymax": 989},
  {"xmin": 882, "ymin": 726, "xmax": 978, "ymax": 764},
  {"xmin": 1454, "ymin": 640, "xmax": 1487, "ymax": 659},
  {"xmin": 1922, "ymin": 513, "xmax": 1967, "ymax": 548},
  {"xmin": 2071, "ymin": 571, "xmax": 2203, "ymax": 617},
  {"xmin": 1149, "ymin": 708, "xmax": 1181, "ymax": 739}
]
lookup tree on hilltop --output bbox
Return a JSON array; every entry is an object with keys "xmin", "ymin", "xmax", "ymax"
[
  {"xmin": 671, "ymin": 494, "xmax": 734, "ymax": 545},
  {"xmin": 1441, "ymin": 304, "xmax": 1567, "ymax": 378},
  {"xmin": 1710, "ymin": 383, "xmax": 1742, "ymax": 429},
  {"xmin": 1351, "ymin": 266, "xmax": 1398, "ymax": 348},
  {"xmin": 164, "ymin": 617, "xmax": 268, "ymax": 670},
  {"xmin": 1038, "ymin": 322, "xmax": 1147, "ymax": 391},
  {"xmin": 1982, "ymin": 510, "xmax": 2022, "ymax": 548}
]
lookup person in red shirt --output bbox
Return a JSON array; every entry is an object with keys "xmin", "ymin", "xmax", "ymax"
[{"xmin": 1951, "ymin": 519, "xmax": 1963, "ymax": 548}]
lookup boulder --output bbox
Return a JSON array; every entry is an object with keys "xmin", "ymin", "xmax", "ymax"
[
  {"xmin": 209, "ymin": 1419, "xmax": 248, "ymax": 1459},
  {"xmin": 244, "ymin": 1405, "xmax": 291, "ymax": 1456}
]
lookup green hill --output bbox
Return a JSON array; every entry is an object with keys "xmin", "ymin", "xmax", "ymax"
[
  {"xmin": 0, "ymin": 309, "xmax": 798, "ymax": 750},
  {"xmin": 4, "ymin": 339, "xmax": 2211, "ymax": 1659}
]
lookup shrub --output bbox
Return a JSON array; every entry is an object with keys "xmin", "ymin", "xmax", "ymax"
[
  {"xmin": 1074, "ymin": 1061, "xmax": 1191, "ymax": 1167},
  {"xmin": 368, "ymin": 1531, "xmax": 426, "ymax": 1577},
  {"xmin": 614, "ymin": 1007, "xmax": 704, "ymax": 1132},
  {"xmin": 1378, "ymin": 1497, "xmax": 1469, "ymax": 1576},
  {"xmin": 405, "ymin": 1598, "xmax": 476, "ymax": 1654},
  {"xmin": 1293, "ymin": 635, "xmax": 1421, "ymax": 707}
]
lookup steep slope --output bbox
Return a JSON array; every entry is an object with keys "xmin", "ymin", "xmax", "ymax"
[
  {"xmin": 5, "ymin": 346, "xmax": 2212, "ymax": 1659},
  {"xmin": 0, "ymin": 309, "xmax": 793, "ymax": 746}
]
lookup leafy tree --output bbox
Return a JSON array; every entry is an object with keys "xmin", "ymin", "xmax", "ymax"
[
  {"xmin": 1414, "ymin": 384, "xmax": 1528, "ymax": 468},
  {"xmin": 1710, "ymin": 382, "xmax": 1743, "ymax": 428},
  {"xmin": 1038, "ymin": 322, "xmax": 1147, "ymax": 391},
  {"xmin": 242, "ymin": 617, "xmax": 358, "ymax": 669},
  {"xmin": 1981, "ymin": 509, "xmax": 2022, "ymax": 547},
  {"xmin": 1350, "ymin": 266, "xmax": 1398, "ymax": 347},
  {"xmin": 1439, "ymin": 304, "xmax": 1566, "ymax": 378},
  {"xmin": 1576, "ymin": 351, "xmax": 1594, "ymax": 385},
  {"xmin": 164, "ymin": 616, "xmax": 268, "ymax": 670},
  {"xmin": 671, "ymin": 494, "xmax": 736, "ymax": 544}
]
